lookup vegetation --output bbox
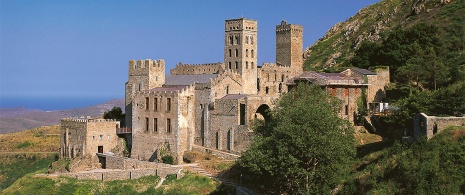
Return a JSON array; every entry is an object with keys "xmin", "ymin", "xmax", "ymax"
[
  {"xmin": 0, "ymin": 153, "xmax": 56, "ymax": 191},
  {"xmin": 0, "ymin": 125, "xmax": 59, "ymax": 152},
  {"xmin": 236, "ymin": 84, "xmax": 356, "ymax": 194},
  {"xmin": 342, "ymin": 126, "xmax": 465, "ymax": 194},
  {"xmin": 161, "ymin": 155, "xmax": 174, "ymax": 165},
  {"xmin": 2, "ymin": 171, "xmax": 221, "ymax": 195},
  {"xmin": 103, "ymin": 106, "xmax": 125, "ymax": 125}
]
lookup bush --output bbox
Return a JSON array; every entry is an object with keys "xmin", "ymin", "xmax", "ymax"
[{"xmin": 162, "ymin": 155, "xmax": 174, "ymax": 164}]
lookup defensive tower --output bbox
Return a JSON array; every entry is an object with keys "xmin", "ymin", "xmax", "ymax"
[
  {"xmin": 125, "ymin": 59, "xmax": 165, "ymax": 128},
  {"xmin": 276, "ymin": 20, "xmax": 303, "ymax": 76},
  {"xmin": 224, "ymin": 18, "xmax": 258, "ymax": 95}
]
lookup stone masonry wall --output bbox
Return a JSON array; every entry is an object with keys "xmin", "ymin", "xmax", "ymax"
[
  {"xmin": 367, "ymin": 67, "xmax": 390, "ymax": 103},
  {"xmin": 170, "ymin": 62, "xmax": 225, "ymax": 75},
  {"xmin": 414, "ymin": 113, "xmax": 465, "ymax": 139}
]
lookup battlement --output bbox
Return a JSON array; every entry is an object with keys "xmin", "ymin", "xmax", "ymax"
[
  {"xmin": 170, "ymin": 62, "xmax": 225, "ymax": 75},
  {"xmin": 225, "ymin": 18, "xmax": 257, "ymax": 31},
  {"xmin": 61, "ymin": 118, "xmax": 120, "ymax": 123},
  {"xmin": 134, "ymin": 84, "xmax": 195, "ymax": 96},
  {"xmin": 129, "ymin": 59, "xmax": 165, "ymax": 71},
  {"xmin": 276, "ymin": 20, "xmax": 303, "ymax": 32}
]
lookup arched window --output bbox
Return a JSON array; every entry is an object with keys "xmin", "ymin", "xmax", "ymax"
[
  {"xmin": 229, "ymin": 36, "xmax": 233, "ymax": 45},
  {"xmin": 246, "ymin": 49, "xmax": 249, "ymax": 57},
  {"xmin": 251, "ymin": 50, "xmax": 254, "ymax": 58},
  {"xmin": 246, "ymin": 61, "xmax": 248, "ymax": 69},
  {"xmin": 281, "ymin": 74, "xmax": 285, "ymax": 82},
  {"xmin": 251, "ymin": 62, "xmax": 254, "ymax": 68},
  {"xmin": 246, "ymin": 36, "xmax": 249, "ymax": 44},
  {"xmin": 226, "ymin": 85, "xmax": 229, "ymax": 94},
  {"xmin": 235, "ymin": 61, "xmax": 238, "ymax": 69},
  {"xmin": 235, "ymin": 49, "xmax": 238, "ymax": 57},
  {"xmin": 228, "ymin": 62, "xmax": 231, "ymax": 69},
  {"xmin": 251, "ymin": 36, "xmax": 254, "ymax": 45},
  {"xmin": 236, "ymin": 35, "xmax": 240, "ymax": 45},
  {"xmin": 229, "ymin": 49, "xmax": 232, "ymax": 57}
]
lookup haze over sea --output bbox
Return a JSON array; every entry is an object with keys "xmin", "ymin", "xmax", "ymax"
[{"xmin": 0, "ymin": 96, "xmax": 122, "ymax": 111}]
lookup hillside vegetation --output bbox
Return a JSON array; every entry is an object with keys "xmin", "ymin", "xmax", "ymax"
[
  {"xmin": 343, "ymin": 126, "xmax": 465, "ymax": 194},
  {"xmin": 304, "ymin": 0, "xmax": 464, "ymax": 71}
]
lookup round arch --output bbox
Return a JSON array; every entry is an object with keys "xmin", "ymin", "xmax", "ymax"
[{"xmin": 255, "ymin": 104, "xmax": 271, "ymax": 124}]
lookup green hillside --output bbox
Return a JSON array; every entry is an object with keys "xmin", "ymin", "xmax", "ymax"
[
  {"xmin": 343, "ymin": 126, "xmax": 465, "ymax": 194},
  {"xmin": 304, "ymin": 0, "xmax": 465, "ymax": 71}
]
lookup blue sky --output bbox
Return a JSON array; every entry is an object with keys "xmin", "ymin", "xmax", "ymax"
[{"xmin": 0, "ymin": 0, "xmax": 380, "ymax": 101}]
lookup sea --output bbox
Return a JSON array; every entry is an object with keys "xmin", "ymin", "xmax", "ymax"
[{"xmin": 0, "ymin": 96, "xmax": 120, "ymax": 111}]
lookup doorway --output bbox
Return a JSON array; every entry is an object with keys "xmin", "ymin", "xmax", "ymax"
[{"xmin": 98, "ymin": 146, "xmax": 103, "ymax": 153}]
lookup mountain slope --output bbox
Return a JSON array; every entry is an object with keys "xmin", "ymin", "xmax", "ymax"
[
  {"xmin": 0, "ymin": 99, "xmax": 124, "ymax": 134},
  {"xmin": 303, "ymin": 0, "xmax": 462, "ymax": 70}
]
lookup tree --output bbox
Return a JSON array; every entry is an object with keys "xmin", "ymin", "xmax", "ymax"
[
  {"xmin": 237, "ymin": 84, "xmax": 356, "ymax": 194},
  {"xmin": 103, "ymin": 107, "xmax": 125, "ymax": 125}
]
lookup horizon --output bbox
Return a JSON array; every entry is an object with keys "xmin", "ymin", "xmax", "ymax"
[{"xmin": 0, "ymin": 0, "xmax": 381, "ymax": 110}]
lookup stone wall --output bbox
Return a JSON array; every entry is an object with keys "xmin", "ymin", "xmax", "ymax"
[
  {"xmin": 60, "ymin": 118, "xmax": 120, "ymax": 159},
  {"xmin": 257, "ymin": 63, "xmax": 291, "ymax": 97},
  {"xmin": 61, "ymin": 168, "xmax": 181, "ymax": 181},
  {"xmin": 192, "ymin": 145, "xmax": 240, "ymax": 160},
  {"xmin": 170, "ymin": 62, "xmax": 225, "ymax": 75},
  {"xmin": 130, "ymin": 85, "xmax": 195, "ymax": 164},
  {"xmin": 414, "ymin": 113, "xmax": 465, "ymax": 139},
  {"xmin": 367, "ymin": 67, "xmax": 390, "ymax": 103},
  {"xmin": 125, "ymin": 59, "xmax": 165, "ymax": 129},
  {"xmin": 325, "ymin": 86, "xmax": 363, "ymax": 124},
  {"xmin": 276, "ymin": 20, "xmax": 303, "ymax": 77}
]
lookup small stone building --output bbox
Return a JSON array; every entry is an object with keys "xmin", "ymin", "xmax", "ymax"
[
  {"xmin": 414, "ymin": 113, "xmax": 465, "ymax": 139},
  {"xmin": 59, "ymin": 118, "xmax": 121, "ymax": 159}
]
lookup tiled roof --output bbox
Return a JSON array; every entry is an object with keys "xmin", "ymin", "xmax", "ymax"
[
  {"xmin": 165, "ymin": 74, "xmax": 218, "ymax": 86},
  {"xmin": 148, "ymin": 86, "xmax": 187, "ymax": 92}
]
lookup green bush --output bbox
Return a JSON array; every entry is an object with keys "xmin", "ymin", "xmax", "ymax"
[{"xmin": 162, "ymin": 155, "xmax": 174, "ymax": 164}]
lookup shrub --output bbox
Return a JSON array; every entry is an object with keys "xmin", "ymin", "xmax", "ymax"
[{"xmin": 162, "ymin": 155, "xmax": 174, "ymax": 164}]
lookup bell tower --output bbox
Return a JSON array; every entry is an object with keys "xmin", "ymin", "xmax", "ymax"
[{"xmin": 224, "ymin": 18, "xmax": 258, "ymax": 95}]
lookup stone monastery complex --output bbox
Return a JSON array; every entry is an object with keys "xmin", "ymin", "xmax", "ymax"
[{"xmin": 60, "ymin": 18, "xmax": 390, "ymax": 165}]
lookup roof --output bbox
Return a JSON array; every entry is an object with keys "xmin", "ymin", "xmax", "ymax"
[
  {"xmin": 350, "ymin": 68, "xmax": 376, "ymax": 75},
  {"xmin": 221, "ymin": 94, "xmax": 247, "ymax": 100},
  {"xmin": 148, "ymin": 86, "xmax": 187, "ymax": 92},
  {"xmin": 165, "ymin": 74, "xmax": 218, "ymax": 86}
]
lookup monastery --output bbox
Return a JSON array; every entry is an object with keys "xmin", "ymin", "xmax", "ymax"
[{"xmin": 60, "ymin": 18, "xmax": 389, "ymax": 165}]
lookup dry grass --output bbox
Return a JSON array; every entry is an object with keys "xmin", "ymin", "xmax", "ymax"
[
  {"xmin": 0, "ymin": 125, "xmax": 60, "ymax": 152},
  {"xmin": 354, "ymin": 126, "xmax": 383, "ymax": 146}
]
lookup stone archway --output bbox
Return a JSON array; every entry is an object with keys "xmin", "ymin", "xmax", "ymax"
[{"xmin": 255, "ymin": 104, "xmax": 271, "ymax": 124}]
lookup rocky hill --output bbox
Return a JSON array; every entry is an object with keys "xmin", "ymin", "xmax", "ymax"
[
  {"xmin": 303, "ymin": 0, "xmax": 461, "ymax": 70},
  {"xmin": 0, "ymin": 99, "xmax": 124, "ymax": 134}
]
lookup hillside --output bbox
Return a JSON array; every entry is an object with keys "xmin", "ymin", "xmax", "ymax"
[
  {"xmin": 0, "ymin": 98, "xmax": 124, "ymax": 134},
  {"xmin": 303, "ymin": 0, "xmax": 464, "ymax": 70}
]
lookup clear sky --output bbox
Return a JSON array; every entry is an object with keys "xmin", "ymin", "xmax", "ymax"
[{"xmin": 0, "ymin": 0, "xmax": 380, "ymax": 102}]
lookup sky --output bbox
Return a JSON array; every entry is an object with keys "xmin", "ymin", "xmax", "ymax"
[{"xmin": 0, "ymin": 0, "xmax": 380, "ymax": 106}]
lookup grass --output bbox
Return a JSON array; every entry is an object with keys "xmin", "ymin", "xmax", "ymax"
[
  {"xmin": 0, "ymin": 153, "xmax": 57, "ymax": 191},
  {"xmin": 0, "ymin": 125, "xmax": 60, "ymax": 153},
  {"xmin": 2, "ymin": 171, "xmax": 221, "ymax": 195}
]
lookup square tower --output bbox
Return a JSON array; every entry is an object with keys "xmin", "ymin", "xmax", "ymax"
[
  {"xmin": 224, "ymin": 18, "xmax": 258, "ymax": 95},
  {"xmin": 276, "ymin": 20, "xmax": 303, "ymax": 76}
]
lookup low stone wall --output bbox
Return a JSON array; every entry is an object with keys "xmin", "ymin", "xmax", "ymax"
[
  {"xmin": 414, "ymin": 113, "xmax": 465, "ymax": 139},
  {"xmin": 192, "ymin": 145, "xmax": 240, "ymax": 160},
  {"xmin": 61, "ymin": 167, "xmax": 181, "ymax": 181},
  {"xmin": 105, "ymin": 154, "xmax": 163, "ymax": 170}
]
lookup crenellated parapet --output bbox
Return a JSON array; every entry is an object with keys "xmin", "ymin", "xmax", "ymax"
[
  {"xmin": 170, "ymin": 62, "xmax": 225, "ymax": 75},
  {"xmin": 61, "ymin": 118, "xmax": 120, "ymax": 124},
  {"xmin": 276, "ymin": 20, "xmax": 303, "ymax": 33},
  {"xmin": 128, "ymin": 59, "xmax": 165, "ymax": 76}
]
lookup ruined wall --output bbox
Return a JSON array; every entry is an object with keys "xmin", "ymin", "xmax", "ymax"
[
  {"xmin": 325, "ymin": 86, "xmax": 364, "ymax": 124},
  {"xmin": 367, "ymin": 67, "xmax": 390, "ymax": 103},
  {"xmin": 86, "ymin": 119, "xmax": 120, "ymax": 155},
  {"xmin": 193, "ymin": 84, "xmax": 212, "ymax": 146},
  {"xmin": 170, "ymin": 62, "xmax": 225, "ymax": 75},
  {"xmin": 414, "ymin": 113, "xmax": 465, "ymax": 139},
  {"xmin": 130, "ymin": 85, "xmax": 195, "ymax": 164},
  {"xmin": 257, "ymin": 63, "xmax": 291, "ymax": 97},
  {"xmin": 60, "ymin": 118, "xmax": 120, "ymax": 159},
  {"xmin": 210, "ymin": 70, "xmax": 244, "ymax": 100},
  {"xmin": 61, "ymin": 168, "xmax": 181, "ymax": 181}
]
